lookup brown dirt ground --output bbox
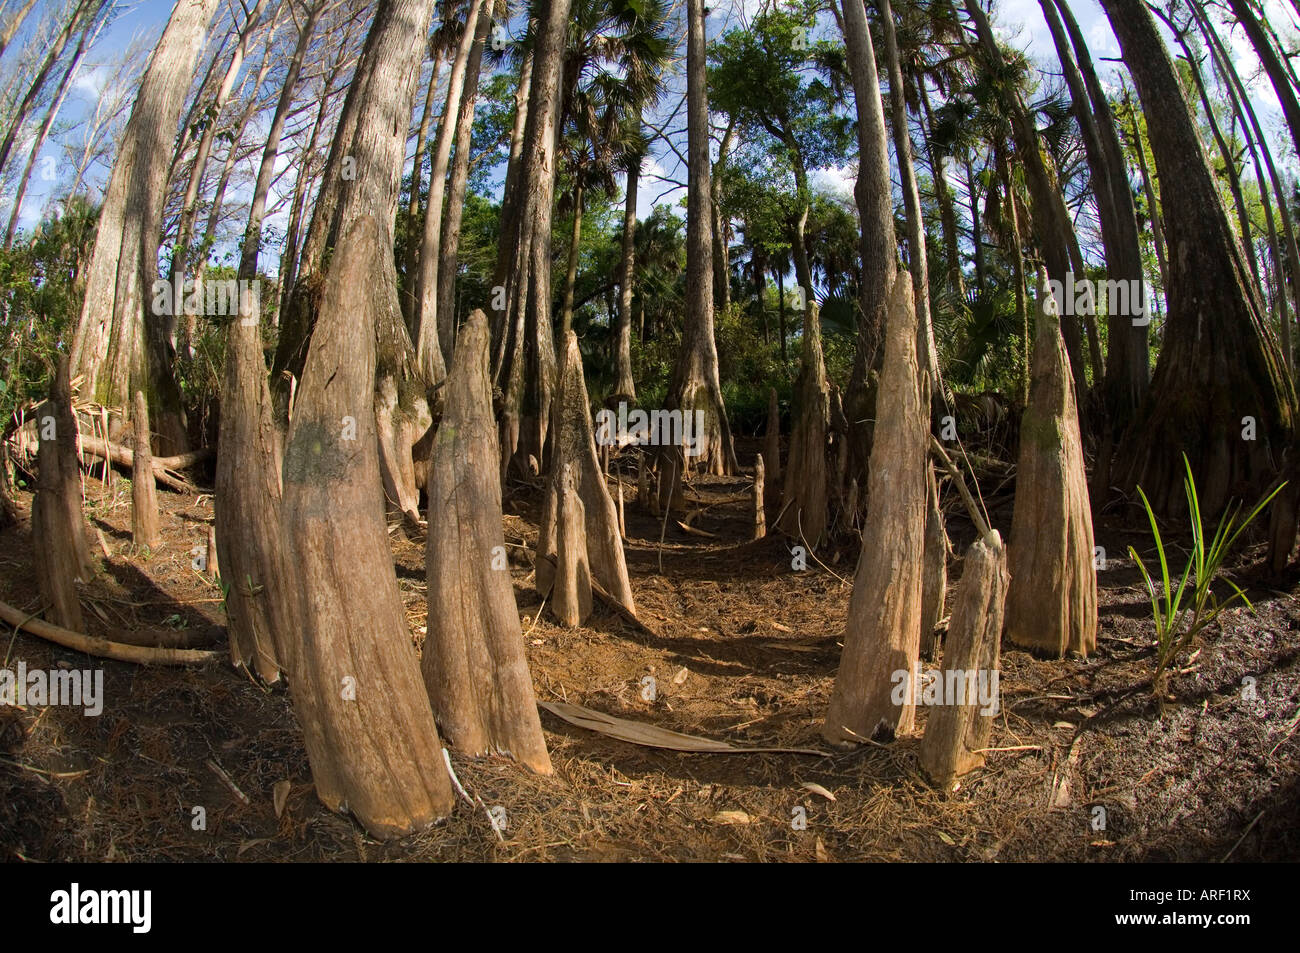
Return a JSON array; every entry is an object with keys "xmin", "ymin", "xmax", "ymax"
[{"xmin": 1, "ymin": 439, "xmax": 1298, "ymax": 862}]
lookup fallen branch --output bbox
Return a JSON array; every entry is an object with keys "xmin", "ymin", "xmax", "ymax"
[
  {"xmin": 77, "ymin": 435, "xmax": 208, "ymax": 492},
  {"xmin": 538, "ymin": 699, "xmax": 829, "ymax": 756},
  {"xmin": 676, "ymin": 519, "xmax": 717, "ymax": 539},
  {"xmin": 590, "ymin": 576, "xmax": 657, "ymax": 638},
  {"xmin": 928, "ymin": 434, "xmax": 993, "ymax": 543},
  {"xmin": 206, "ymin": 758, "xmax": 251, "ymax": 806},
  {"xmin": 0, "ymin": 596, "xmax": 222, "ymax": 665}
]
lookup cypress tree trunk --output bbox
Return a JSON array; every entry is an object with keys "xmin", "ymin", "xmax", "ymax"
[
  {"xmin": 435, "ymin": 2, "xmax": 492, "ymax": 352},
  {"xmin": 490, "ymin": 42, "xmax": 533, "ymax": 377},
  {"xmin": 215, "ymin": 0, "xmax": 322, "ymax": 684},
  {"xmin": 401, "ymin": 39, "xmax": 447, "ymax": 332},
  {"xmin": 1163, "ymin": 15, "xmax": 1260, "ymax": 294},
  {"xmin": 281, "ymin": 215, "xmax": 454, "ymax": 838},
  {"xmin": 711, "ymin": 122, "xmax": 734, "ymax": 316},
  {"xmin": 824, "ymin": 274, "xmax": 928, "ymax": 745},
  {"xmin": 32, "ymin": 357, "xmax": 95, "ymax": 632},
  {"xmin": 278, "ymin": 35, "xmax": 350, "ymax": 320},
  {"xmin": 919, "ymin": 531, "xmax": 1008, "ymax": 787},
  {"xmin": 878, "ymin": 0, "xmax": 938, "ymax": 396},
  {"xmin": 1048, "ymin": 0, "xmax": 1148, "ymax": 430},
  {"xmin": 1192, "ymin": 0, "xmax": 1300, "ymax": 375},
  {"xmin": 165, "ymin": 0, "xmax": 272, "ymax": 346},
  {"xmin": 964, "ymin": 0, "xmax": 1088, "ymax": 399},
  {"xmin": 416, "ymin": 0, "xmax": 488, "ymax": 378},
  {"xmin": 661, "ymin": 0, "xmax": 738, "ymax": 480},
  {"xmin": 919, "ymin": 463, "xmax": 950, "ymax": 661},
  {"xmin": 69, "ymin": 0, "xmax": 220, "ymax": 448},
  {"xmin": 0, "ymin": 441, "xmax": 18, "ymax": 530},
  {"xmin": 559, "ymin": 179, "xmax": 584, "ymax": 341},
  {"xmin": 496, "ymin": 1, "xmax": 567, "ymax": 475},
  {"xmin": 775, "ymin": 183, "xmax": 829, "ymax": 545},
  {"xmin": 918, "ymin": 78, "xmax": 965, "ymax": 303},
  {"xmin": 281, "ymin": 0, "xmax": 442, "ymax": 528},
  {"xmin": 1004, "ymin": 269, "xmax": 1098, "ymax": 658},
  {"xmin": 536, "ymin": 332, "xmax": 636, "ymax": 616},
  {"xmin": 422, "ymin": 309, "xmax": 552, "ymax": 773},
  {"xmin": 1101, "ymin": 0, "xmax": 1295, "ymax": 516},
  {"xmin": 130, "ymin": 392, "xmax": 160, "ymax": 550},
  {"xmin": 840, "ymin": 0, "xmax": 897, "ymax": 498},
  {"xmin": 1121, "ymin": 90, "xmax": 1168, "ymax": 286}
]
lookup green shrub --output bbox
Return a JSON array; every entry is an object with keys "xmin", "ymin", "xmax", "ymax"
[{"xmin": 1129, "ymin": 453, "xmax": 1284, "ymax": 696}]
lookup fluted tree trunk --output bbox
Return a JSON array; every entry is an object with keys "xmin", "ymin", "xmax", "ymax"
[
  {"xmin": 774, "ymin": 192, "xmax": 829, "ymax": 544},
  {"xmin": 68, "ymin": 0, "xmax": 220, "ymax": 454},
  {"xmin": 32, "ymin": 356, "xmax": 95, "ymax": 633},
  {"xmin": 422, "ymin": 309, "xmax": 552, "ymax": 773},
  {"xmin": 280, "ymin": 215, "xmax": 454, "ymax": 839},
  {"xmin": 824, "ymin": 273, "xmax": 928, "ymax": 745},
  {"xmin": 1101, "ymin": 0, "xmax": 1295, "ymax": 516},
  {"xmin": 215, "ymin": 0, "xmax": 323, "ymax": 684},
  {"xmin": 536, "ymin": 332, "xmax": 636, "ymax": 616},
  {"xmin": 918, "ymin": 530, "xmax": 1007, "ymax": 787},
  {"xmin": 278, "ymin": 0, "xmax": 443, "ymax": 527},
  {"xmin": 1004, "ymin": 269, "xmax": 1098, "ymax": 658}
]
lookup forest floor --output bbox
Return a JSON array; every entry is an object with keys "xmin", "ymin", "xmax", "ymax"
[{"xmin": 2, "ymin": 439, "xmax": 1299, "ymax": 862}]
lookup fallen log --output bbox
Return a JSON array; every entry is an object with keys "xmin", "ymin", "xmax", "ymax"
[
  {"xmin": 0, "ymin": 596, "xmax": 223, "ymax": 665},
  {"xmin": 77, "ymin": 435, "xmax": 207, "ymax": 492}
]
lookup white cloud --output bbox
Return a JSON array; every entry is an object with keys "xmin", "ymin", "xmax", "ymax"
[{"xmin": 810, "ymin": 165, "xmax": 854, "ymax": 202}]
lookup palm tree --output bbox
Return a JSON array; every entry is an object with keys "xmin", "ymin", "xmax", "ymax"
[{"xmin": 555, "ymin": 0, "xmax": 672, "ymax": 351}]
